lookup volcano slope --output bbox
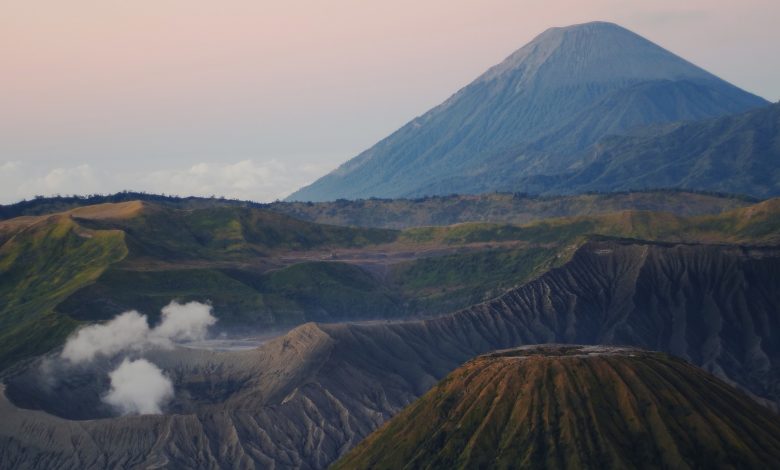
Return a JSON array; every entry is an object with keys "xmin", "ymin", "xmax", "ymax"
[
  {"xmin": 334, "ymin": 345, "xmax": 780, "ymax": 470},
  {"xmin": 1, "ymin": 238, "xmax": 779, "ymax": 469}
]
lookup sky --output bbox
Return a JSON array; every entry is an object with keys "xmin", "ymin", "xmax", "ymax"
[{"xmin": 1, "ymin": 0, "xmax": 778, "ymax": 204}]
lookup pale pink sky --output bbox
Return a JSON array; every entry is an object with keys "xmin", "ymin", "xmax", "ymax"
[{"xmin": 1, "ymin": 0, "xmax": 778, "ymax": 203}]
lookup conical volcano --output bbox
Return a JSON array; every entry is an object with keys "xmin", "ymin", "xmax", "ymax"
[
  {"xmin": 289, "ymin": 22, "xmax": 767, "ymax": 201},
  {"xmin": 334, "ymin": 345, "xmax": 780, "ymax": 469}
]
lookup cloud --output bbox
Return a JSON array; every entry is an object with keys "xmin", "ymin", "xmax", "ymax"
[
  {"xmin": 0, "ymin": 162, "xmax": 23, "ymax": 200},
  {"xmin": 0, "ymin": 158, "xmax": 336, "ymax": 204},
  {"xmin": 61, "ymin": 301, "xmax": 217, "ymax": 364},
  {"xmin": 0, "ymin": 162, "xmax": 108, "ymax": 203},
  {"xmin": 0, "ymin": 161, "xmax": 21, "ymax": 172},
  {"xmin": 139, "ymin": 159, "xmax": 329, "ymax": 201},
  {"xmin": 28, "ymin": 164, "xmax": 103, "ymax": 195},
  {"xmin": 103, "ymin": 358, "xmax": 174, "ymax": 415}
]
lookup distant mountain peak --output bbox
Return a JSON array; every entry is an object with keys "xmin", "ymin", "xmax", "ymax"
[{"xmin": 287, "ymin": 21, "xmax": 767, "ymax": 202}]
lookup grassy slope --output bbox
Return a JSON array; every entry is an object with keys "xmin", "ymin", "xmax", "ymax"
[
  {"xmin": 56, "ymin": 203, "xmax": 402, "ymax": 326},
  {"xmin": 0, "ymin": 203, "xmax": 399, "ymax": 369},
  {"xmin": 334, "ymin": 347, "xmax": 780, "ymax": 469},
  {"xmin": 0, "ymin": 215, "xmax": 127, "ymax": 370},
  {"xmin": 400, "ymin": 199, "xmax": 780, "ymax": 246},
  {"xmin": 76, "ymin": 203, "xmax": 397, "ymax": 261},
  {"xmin": 390, "ymin": 247, "xmax": 561, "ymax": 315},
  {"xmin": 388, "ymin": 200, "xmax": 780, "ymax": 313},
  {"xmin": 60, "ymin": 262, "xmax": 402, "ymax": 327}
]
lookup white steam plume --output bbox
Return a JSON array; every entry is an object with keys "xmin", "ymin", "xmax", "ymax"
[
  {"xmin": 61, "ymin": 301, "xmax": 217, "ymax": 364},
  {"xmin": 61, "ymin": 310, "xmax": 150, "ymax": 363},
  {"xmin": 151, "ymin": 301, "xmax": 217, "ymax": 343},
  {"xmin": 103, "ymin": 358, "xmax": 174, "ymax": 415}
]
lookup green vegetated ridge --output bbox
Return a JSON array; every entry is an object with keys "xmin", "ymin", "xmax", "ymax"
[
  {"xmin": 0, "ymin": 191, "xmax": 270, "ymax": 221},
  {"xmin": 270, "ymin": 190, "xmax": 755, "ymax": 229},
  {"xmin": 1, "ymin": 190, "xmax": 755, "ymax": 229},
  {"xmin": 2, "ymin": 197, "xmax": 780, "ymax": 371},
  {"xmin": 388, "ymin": 199, "xmax": 780, "ymax": 311},
  {"xmin": 61, "ymin": 262, "xmax": 402, "ymax": 326},
  {"xmin": 0, "ymin": 215, "xmax": 127, "ymax": 370},
  {"xmin": 398, "ymin": 198, "xmax": 780, "ymax": 246},
  {"xmin": 334, "ymin": 346, "xmax": 780, "ymax": 470},
  {"xmin": 0, "ymin": 202, "xmax": 399, "ymax": 370},
  {"xmin": 34, "ymin": 202, "xmax": 401, "ymax": 325},
  {"xmin": 68, "ymin": 199, "xmax": 780, "ymax": 329},
  {"xmin": 82, "ymin": 202, "xmax": 397, "ymax": 261},
  {"xmin": 389, "ymin": 247, "xmax": 560, "ymax": 315}
]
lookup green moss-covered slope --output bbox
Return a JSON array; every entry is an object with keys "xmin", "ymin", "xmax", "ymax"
[{"xmin": 0, "ymin": 216, "xmax": 127, "ymax": 370}]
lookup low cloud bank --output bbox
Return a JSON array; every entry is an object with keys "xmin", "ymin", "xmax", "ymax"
[
  {"xmin": 0, "ymin": 158, "xmax": 334, "ymax": 205},
  {"xmin": 61, "ymin": 301, "xmax": 217, "ymax": 364},
  {"xmin": 103, "ymin": 358, "xmax": 174, "ymax": 415}
]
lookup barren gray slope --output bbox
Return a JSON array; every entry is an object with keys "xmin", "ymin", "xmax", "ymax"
[
  {"xmin": 2, "ymin": 240, "xmax": 780, "ymax": 468},
  {"xmin": 288, "ymin": 22, "xmax": 767, "ymax": 201}
]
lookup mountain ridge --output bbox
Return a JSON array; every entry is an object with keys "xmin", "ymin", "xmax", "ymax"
[
  {"xmin": 1, "ymin": 190, "xmax": 758, "ymax": 229},
  {"xmin": 2, "ymin": 196, "xmax": 780, "ymax": 370}
]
